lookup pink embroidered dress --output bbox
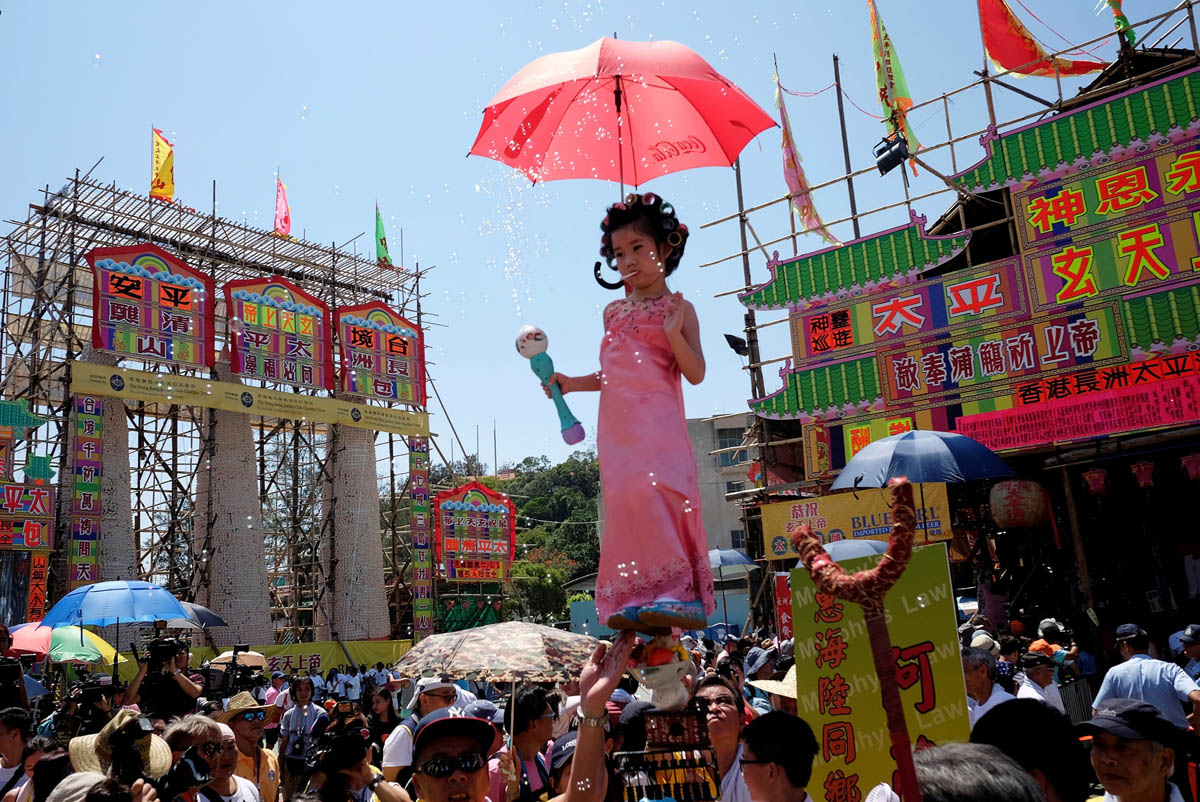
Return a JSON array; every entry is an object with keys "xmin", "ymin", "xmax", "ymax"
[{"xmin": 594, "ymin": 295, "xmax": 716, "ymax": 622}]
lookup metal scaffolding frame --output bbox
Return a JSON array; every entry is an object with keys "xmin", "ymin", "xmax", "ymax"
[{"xmin": 1, "ymin": 173, "xmax": 429, "ymax": 641}]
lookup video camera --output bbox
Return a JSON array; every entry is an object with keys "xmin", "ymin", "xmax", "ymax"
[
  {"xmin": 199, "ymin": 643, "xmax": 267, "ymax": 699},
  {"xmin": 142, "ymin": 637, "xmax": 185, "ymax": 671},
  {"xmin": 309, "ymin": 715, "xmax": 371, "ymax": 774}
]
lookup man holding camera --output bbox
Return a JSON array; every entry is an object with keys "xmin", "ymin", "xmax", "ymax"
[
  {"xmin": 137, "ymin": 640, "xmax": 203, "ymax": 721},
  {"xmin": 215, "ymin": 693, "xmax": 281, "ymax": 802}
]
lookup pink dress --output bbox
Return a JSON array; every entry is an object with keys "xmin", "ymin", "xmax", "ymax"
[{"xmin": 594, "ymin": 295, "xmax": 716, "ymax": 622}]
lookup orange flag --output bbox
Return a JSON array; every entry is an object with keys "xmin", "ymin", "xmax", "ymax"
[
  {"xmin": 150, "ymin": 129, "xmax": 174, "ymax": 202},
  {"xmin": 273, "ymin": 176, "xmax": 291, "ymax": 237}
]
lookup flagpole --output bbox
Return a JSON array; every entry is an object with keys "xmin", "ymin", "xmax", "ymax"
[
  {"xmin": 975, "ymin": 0, "xmax": 998, "ymax": 127},
  {"xmin": 831, "ymin": 54, "xmax": 862, "ymax": 240}
]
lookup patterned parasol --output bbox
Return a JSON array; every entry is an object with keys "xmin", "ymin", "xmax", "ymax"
[{"xmin": 393, "ymin": 621, "xmax": 599, "ymax": 684}]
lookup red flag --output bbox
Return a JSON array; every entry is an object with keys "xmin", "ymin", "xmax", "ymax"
[
  {"xmin": 978, "ymin": 0, "xmax": 1108, "ymax": 77},
  {"xmin": 273, "ymin": 176, "xmax": 291, "ymax": 237}
]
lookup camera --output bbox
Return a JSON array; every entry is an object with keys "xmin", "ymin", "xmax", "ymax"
[
  {"xmin": 155, "ymin": 744, "xmax": 210, "ymax": 800},
  {"xmin": 108, "ymin": 715, "xmax": 155, "ymax": 785},
  {"xmin": 309, "ymin": 721, "xmax": 371, "ymax": 774},
  {"xmin": 145, "ymin": 637, "xmax": 184, "ymax": 670}
]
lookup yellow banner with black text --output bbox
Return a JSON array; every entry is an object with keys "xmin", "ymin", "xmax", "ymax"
[{"xmin": 70, "ymin": 363, "xmax": 429, "ymax": 436}]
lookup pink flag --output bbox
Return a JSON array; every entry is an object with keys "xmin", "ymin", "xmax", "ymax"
[
  {"xmin": 273, "ymin": 176, "xmax": 291, "ymax": 237},
  {"xmin": 776, "ymin": 76, "xmax": 841, "ymax": 247}
]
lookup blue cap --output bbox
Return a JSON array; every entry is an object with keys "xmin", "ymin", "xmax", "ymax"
[
  {"xmin": 743, "ymin": 647, "xmax": 775, "ymax": 676},
  {"xmin": 549, "ymin": 731, "xmax": 578, "ymax": 772},
  {"xmin": 1180, "ymin": 624, "xmax": 1200, "ymax": 645},
  {"xmin": 1078, "ymin": 698, "xmax": 1180, "ymax": 745},
  {"xmin": 1115, "ymin": 623, "xmax": 1147, "ymax": 641},
  {"xmin": 464, "ymin": 700, "xmax": 498, "ymax": 721}
]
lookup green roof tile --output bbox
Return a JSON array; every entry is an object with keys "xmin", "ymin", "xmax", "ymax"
[
  {"xmin": 739, "ymin": 211, "xmax": 970, "ymax": 311},
  {"xmin": 956, "ymin": 67, "xmax": 1200, "ymax": 191},
  {"xmin": 751, "ymin": 357, "xmax": 882, "ymax": 419},
  {"xmin": 1123, "ymin": 285, "xmax": 1200, "ymax": 351},
  {"xmin": 0, "ymin": 400, "xmax": 47, "ymax": 440}
]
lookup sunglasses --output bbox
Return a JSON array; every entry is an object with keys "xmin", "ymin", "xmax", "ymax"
[
  {"xmin": 198, "ymin": 742, "xmax": 226, "ymax": 758},
  {"xmin": 238, "ymin": 710, "xmax": 268, "ymax": 722},
  {"xmin": 414, "ymin": 752, "xmax": 486, "ymax": 778}
]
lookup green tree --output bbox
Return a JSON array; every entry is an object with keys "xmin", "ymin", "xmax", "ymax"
[{"xmin": 507, "ymin": 560, "xmax": 569, "ymax": 623}]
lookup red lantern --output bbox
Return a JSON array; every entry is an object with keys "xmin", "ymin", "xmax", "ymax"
[
  {"xmin": 1082, "ymin": 468, "xmax": 1108, "ymax": 495},
  {"xmin": 1131, "ymin": 461, "xmax": 1155, "ymax": 489},
  {"xmin": 989, "ymin": 480, "xmax": 1050, "ymax": 528},
  {"xmin": 1183, "ymin": 454, "xmax": 1200, "ymax": 482}
]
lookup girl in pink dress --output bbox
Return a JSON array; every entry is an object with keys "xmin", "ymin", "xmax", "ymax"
[{"xmin": 546, "ymin": 193, "xmax": 715, "ymax": 631}]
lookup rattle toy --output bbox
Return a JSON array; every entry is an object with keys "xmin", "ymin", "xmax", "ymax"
[{"xmin": 516, "ymin": 325, "xmax": 585, "ymax": 445}]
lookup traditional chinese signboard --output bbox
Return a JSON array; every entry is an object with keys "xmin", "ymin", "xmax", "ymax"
[
  {"xmin": 336, "ymin": 302, "xmax": 426, "ymax": 405},
  {"xmin": 225, "ymin": 276, "xmax": 333, "ymax": 391},
  {"xmin": 433, "ymin": 481, "xmax": 516, "ymax": 582},
  {"xmin": 86, "ymin": 244, "xmax": 216, "ymax": 369},
  {"xmin": 792, "ymin": 546, "xmax": 969, "ymax": 799},
  {"xmin": 409, "ymin": 437, "xmax": 434, "ymax": 640},
  {"xmin": 774, "ymin": 573, "xmax": 793, "ymax": 640},
  {"xmin": 742, "ymin": 67, "xmax": 1200, "ymax": 474},
  {"xmin": 0, "ymin": 400, "xmax": 56, "ymax": 621},
  {"xmin": 761, "ymin": 484, "xmax": 951, "ymax": 560},
  {"xmin": 68, "ymin": 395, "xmax": 103, "ymax": 589}
]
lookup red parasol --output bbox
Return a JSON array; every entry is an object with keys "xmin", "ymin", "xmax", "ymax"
[{"xmin": 469, "ymin": 37, "xmax": 776, "ymax": 192}]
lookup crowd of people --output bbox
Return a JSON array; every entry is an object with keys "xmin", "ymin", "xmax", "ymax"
[{"xmin": 6, "ymin": 618, "xmax": 1200, "ymax": 802}]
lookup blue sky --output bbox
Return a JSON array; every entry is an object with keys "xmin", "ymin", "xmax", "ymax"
[{"xmin": 1, "ymin": 1, "xmax": 1179, "ymax": 470}]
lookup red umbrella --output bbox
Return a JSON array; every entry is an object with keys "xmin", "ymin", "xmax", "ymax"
[{"xmin": 470, "ymin": 37, "xmax": 776, "ymax": 192}]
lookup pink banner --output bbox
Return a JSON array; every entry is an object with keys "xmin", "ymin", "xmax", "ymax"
[
  {"xmin": 955, "ymin": 373, "xmax": 1200, "ymax": 451},
  {"xmin": 775, "ymin": 573, "xmax": 793, "ymax": 640}
]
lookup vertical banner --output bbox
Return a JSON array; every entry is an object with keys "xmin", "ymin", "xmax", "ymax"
[
  {"xmin": 335, "ymin": 302, "xmax": 426, "ymax": 405},
  {"xmin": 408, "ymin": 436, "xmax": 434, "ymax": 641},
  {"xmin": 225, "ymin": 276, "xmax": 333, "ymax": 391},
  {"xmin": 86, "ymin": 244, "xmax": 216, "ymax": 369},
  {"xmin": 69, "ymin": 395, "xmax": 103, "ymax": 589},
  {"xmin": 774, "ymin": 573, "xmax": 793, "ymax": 640},
  {"xmin": 26, "ymin": 554, "xmax": 49, "ymax": 621},
  {"xmin": 150, "ymin": 128, "xmax": 174, "ymax": 203},
  {"xmin": 432, "ymin": 481, "xmax": 516, "ymax": 581},
  {"xmin": 791, "ymin": 545, "xmax": 968, "ymax": 798}
]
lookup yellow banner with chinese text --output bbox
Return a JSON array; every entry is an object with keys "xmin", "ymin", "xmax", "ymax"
[
  {"xmin": 791, "ymin": 545, "xmax": 969, "ymax": 799},
  {"xmin": 761, "ymin": 483, "xmax": 951, "ymax": 560},
  {"xmin": 71, "ymin": 363, "xmax": 429, "ymax": 437},
  {"xmin": 116, "ymin": 639, "xmax": 412, "ymax": 682}
]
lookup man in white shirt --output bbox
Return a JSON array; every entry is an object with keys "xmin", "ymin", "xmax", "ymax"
[
  {"xmin": 1078, "ymin": 698, "xmax": 1186, "ymax": 802},
  {"xmin": 370, "ymin": 663, "xmax": 392, "ymax": 689},
  {"xmin": 338, "ymin": 666, "xmax": 362, "ymax": 703},
  {"xmin": 1016, "ymin": 652, "xmax": 1066, "ymax": 714},
  {"xmin": 0, "ymin": 708, "xmax": 32, "ymax": 799},
  {"xmin": 306, "ymin": 667, "xmax": 327, "ymax": 702},
  {"xmin": 962, "ymin": 647, "xmax": 1015, "ymax": 729},
  {"xmin": 739, "ymin": 712, "xmax": 818, "ymax": 802}
]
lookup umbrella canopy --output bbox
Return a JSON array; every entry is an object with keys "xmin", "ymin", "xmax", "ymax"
[
  {"xmin": 209, "ymin": 650, "xmax": 268, "ymax": 669},
  {"xmin": 24, "ymin": 674, "xmax": 49, "ymax": 699},
  {"xmin": 9, "ymin": 623, "xmax": 127, "ymax": 664},
  {"xmin": 709, "ymin": 548, "xmax": 759, "ymax": 579},
  {"xmin": 393, "ymin": 621, "xmax": 598, "ymax": 684},
  {"xmin": 40, "ymin": 580, "xmax": 190, "ymax": 628},
  {"xmin": 470, "ymin": 37, "xmax": 776, "ymax": 187},
  {"xmin": 163, "ymin": 601, "xmax": 229, "ymax": 630},
  {"xmin": 830, "ymin": 430, "xmax": 1015, "ymax": 490}
]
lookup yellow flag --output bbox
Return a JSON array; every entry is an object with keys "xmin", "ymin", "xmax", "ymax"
[{"xmin": 150, "ymin": 128, "xmax": 174, "ymax": 202}]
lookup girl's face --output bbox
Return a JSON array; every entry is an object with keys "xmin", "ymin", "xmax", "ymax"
[
  {"xmin": 372, "ymin": 694, "xmax": 389, "ymax": 714},
  {"xmin": 611, "ymin": 226, "xmax": 670, "ymax": 290}
]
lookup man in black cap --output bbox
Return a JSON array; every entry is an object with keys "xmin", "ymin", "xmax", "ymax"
[
  {"xmin": 1078, "ymin": 698, "xmax": 1183, "ymax": 802},
  {"xmin": 1093, "ymin": 624, "xmax": 1200, "ymax": 731},
  {"xmin": 1016, "ymin": 652, "xmax": 1065, "ymax": 715}
]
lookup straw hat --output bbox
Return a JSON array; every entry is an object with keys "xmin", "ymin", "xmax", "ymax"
[
  {"xmin": 69, "ymin": 709, "xmax": 172, "ymax": 778},
  {"xmin": 213, "ymin": 690, "xmax": 281, "ymax": 725},
  {"xmin": 746, "ymin": 665, "xmax": 797, "ymax": 699}
]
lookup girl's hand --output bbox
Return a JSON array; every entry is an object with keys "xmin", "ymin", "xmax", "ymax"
[
  {"xmin": 543, "ymin": 373, "xmax": 568, "ymax": 398},
  {"xmin": 579, "ymin": 632, "xmax": 636, "ymax": 717},
  {"xmin": 663, "ymin": 292, "xmax": 685, "ymax": 339},
  {"xmin": 497, "ymin": 751, "xmax": 519, "ymax": 801}
]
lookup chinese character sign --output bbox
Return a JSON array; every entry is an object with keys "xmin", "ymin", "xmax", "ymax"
[
  {"xmin": 87, "ymin": 244, "xmax": 216, "ymax": 369},
  {"xmin": 775, "ymin": 573, "xmax": 793, "ymax": 640},
  {"xmin": 69, "ymin": 395, "xmax": 103, "ymax": 589},
  {"xmin": 792, "ymin": 545, "xmax": 968, "ymax": 798},
  {"xmin": 336, "ymin": 302, "xmax": 426, "ymax": 405},
  {"xmin": 761, "ymin": 483, "xmax": 951, "ymax": 559},
  {"xmin": 409, "ymin": 436, "xmax": 434, "ymax": 640},
  {"xmin": 225, "ymin": 277, "xmax": 333, "ymax": 391},
  {"xmin": 433, "ymin": 481, "xmax": 516, "ymax": 582}
]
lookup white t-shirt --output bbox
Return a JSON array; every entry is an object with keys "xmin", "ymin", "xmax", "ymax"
[
  {"xmin": 371, "ymin": 669, "xmax": 391, "ymax": 687},
  {"xmin": 208, "ymin": 775, "xmax": 261, "ymax": 802},
  {"xmin": 1017, "ymin": 679, "xmax": 1065, "ymax": 714},
  {"xmin": 340, "ymin": 674, "xmax": 362, "ymax": 700},
  {"xmin": 968, "ymin": 684, "xmax": 1016, "ymax": 729},
  {"xmin": 720, "ymin": 744, "xmax": 752, "ymax": 802},
  {"xmin": 1103, "ymin": 782, "xmax": 1186, "ymax": 802},
  {"xmin": 381, "ymin": 718, "xmax": 418, "ymax": 769},
  {"xmin": 0, "ymin": 764, "xmax": 28, "ymax": 795}
]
